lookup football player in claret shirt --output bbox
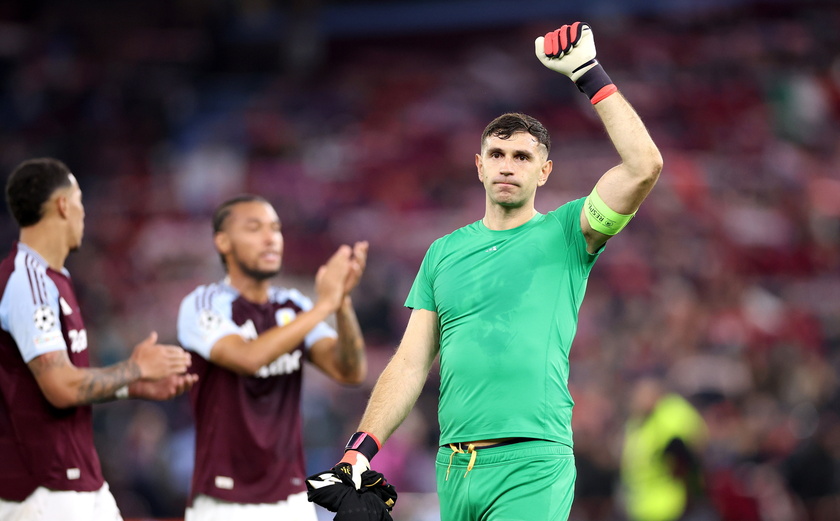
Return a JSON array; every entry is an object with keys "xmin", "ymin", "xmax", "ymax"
[
  {"xmin": 177, "ymin": 194, "xmax": 369, "ymax": 521},
  {"xmin": 0, "ymin": 157, "xmax": 196, "ymax": 521}
]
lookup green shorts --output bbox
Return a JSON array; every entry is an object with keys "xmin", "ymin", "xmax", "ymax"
[{"xmin": 435, "ymin": 440, "xmax": 576, "ymax": 521}]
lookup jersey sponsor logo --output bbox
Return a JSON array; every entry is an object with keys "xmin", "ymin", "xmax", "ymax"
[
  {"xmin": 198, "ymin": 309, "xmax": 223, "ymax": 331},
  {"xmin": 255, "ymin": 349, "xmax": 302, "ymax": 378},
  {"xmin": 33, "ymin": 305, "xmax": 57, "ymax": 332},
  {"xmin": 59, "ymin": 297, "xmax": 73, "ymax": 316},
  {"xmin": 68, "ymin": 329, "xmax": 88, "ymax": 353},
  {"xmin": 239, "ymin": 319, "xmax": 257, "ymax": 340},
  {"xmin": 485, "ymin": 245, "xmax": 498, "ymax": 252},
  {"xmin": 66, "ymin": 468, "xmax": 81, "ymax": 480}
]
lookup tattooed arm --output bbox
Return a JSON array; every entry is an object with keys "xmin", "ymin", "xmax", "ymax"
[{"xmin": 28, "ymin": 331, "xmax": 192, "ymax": 408}]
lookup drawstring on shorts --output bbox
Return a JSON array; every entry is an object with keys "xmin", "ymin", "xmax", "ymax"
[{"xmin": 446, "ymin": 443, "xmax": 477, "ymax": 480}]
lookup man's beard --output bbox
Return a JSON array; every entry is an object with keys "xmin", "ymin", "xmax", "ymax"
[{"xmin": 234, "ymin": 258, "xmax": 280, "ymax": 281}]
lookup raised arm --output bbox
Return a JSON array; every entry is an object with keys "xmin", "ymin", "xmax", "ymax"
[
  {"xmin": 309, "ymin": 242, "xmax": 369, "ymax": 385},
  {"xmin": 585, "ymin": 92, "xmax": 662, "ymax": 250},
  {"xmin": 29, "ymin": 331, "xmax": 192, "ymax": 408},
  {"xmin": 536, "ymin": 22, "xmax": 663, "ymax": 253}
]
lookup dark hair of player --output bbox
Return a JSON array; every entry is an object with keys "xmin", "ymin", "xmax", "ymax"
[
  {"xmin": 481, "ymin": 113, "xmax": 551, "ymax": 156},
  {"xmin": 5, "ymin": 157, "xmax": 74, "ymax": 228}
]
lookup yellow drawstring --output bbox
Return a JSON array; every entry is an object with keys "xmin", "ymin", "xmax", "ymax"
[{"xmin": 446, "ymin": 443, "xmax": 478, "ymax": 480}]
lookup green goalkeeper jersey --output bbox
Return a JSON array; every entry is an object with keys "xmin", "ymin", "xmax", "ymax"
[{"xmin": 405, "ymin": 198, "xmax": 600, "ymax": 447}]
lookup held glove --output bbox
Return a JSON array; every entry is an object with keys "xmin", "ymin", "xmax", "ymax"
[
  {"xmin": 306, "ymin": 467, "xmax": 397, "ymax": 521},
  {"xmin": 534, "ymin": 22, "xmax": 617, "ymax": 104}
]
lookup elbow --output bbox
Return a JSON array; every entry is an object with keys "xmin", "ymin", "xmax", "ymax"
[
  {"xmin": 629, "ymin": 148, "xmax": 663, "ymax": 189},
  {"xmin": 236, "ymin": 358, "xmax": 265, "ymax": 376},
  {"xmin": 43, "ymin": 389, "xmax": 79, "ymax": 409},
  {"xmin": 337, "ymin": 365, "xmax": 367, "ymax": 386},
  {"xmin": 650, "ymin": 148, "xmax": 664, "ymax": 180},
  {"xmin": 644, "ymin": 147, "xmax": 664, "ymax": 183}
]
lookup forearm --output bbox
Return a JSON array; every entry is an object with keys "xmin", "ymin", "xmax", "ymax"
[
  {"xmin": 333, "ymin": 296, "xmax": 367, "ymax": 384},
  {"xmin": 29, "ymin": 351, "xmax": 141, "ymax": 408},
  {"xmin": 78, "ymin": 360, "xmax": 141, "ymax": 404},
  {"xmin": 593, "ymin": 93, "xmax": 662, "ymax": 188},
  {"xmin": 357, "ymin": 351, "xmax": 430, "ymax": 445},
  {"xmin": 219, "ymin": 302, "xmax": 334, "ymax": 374}
]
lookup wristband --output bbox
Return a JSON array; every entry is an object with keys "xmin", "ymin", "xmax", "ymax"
[
  {"xmin": 574, "ymin": 62, "xmax": 617, "ymax": 104},
  {"xmin": 344, "ymin": 431, "xmax": 381, "ymax": 461},
  {"xmin": 115, "ymin": 385, "xmax": 130, "ymax": 400}
]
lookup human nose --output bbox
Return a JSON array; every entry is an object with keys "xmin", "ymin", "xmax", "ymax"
[{"xmin": 500, "ymin": 156, "xmax": 515, "ymax": 174}]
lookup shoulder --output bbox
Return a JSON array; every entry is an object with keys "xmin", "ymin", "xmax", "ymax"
[
  {"xmin": 179, "ymin": 282, "xmax": 236, "ymax": 312},
  {"xmin": 546, "ymin": 197, "xmax": 586, "ymax": 222},
  {"xmin": 2, "ymin": 248, "xmax": 58, "ymax": 306},
  {"xmin": 428, "ymin": 220, "xmax": 482, "ymax": 252},
  {"xmin": 270, "ymin": 286, "xmax": 310, "ymax": 309}
]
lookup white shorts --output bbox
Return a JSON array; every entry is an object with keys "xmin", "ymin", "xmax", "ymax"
[
  {"xmin": 185, "ymin": 491, "xmax": 318, "ymax": 521},
  {"xmin": 0, "ymin": 483, "xmax": 122, "ymax": 521}
]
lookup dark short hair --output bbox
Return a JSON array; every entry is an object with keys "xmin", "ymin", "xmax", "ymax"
[
  {"xmin": 5, "ymin": 158, "xmax": 74, "ymax": 227},
  {"xmin": 212, "ymin": 194, "xmax": 271, "ymax": 233},
  {"xmin": 481, "ymin": 113, "xmax": 551, "ymax": 156},
  {"xmin": 211, "ymin": 194, "xmax": 272, "ymax": 270}
]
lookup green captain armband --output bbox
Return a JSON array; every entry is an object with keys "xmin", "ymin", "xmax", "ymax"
[{"xmin": 584, "ymin": 187, "xmax": 635, "ymax": 235}]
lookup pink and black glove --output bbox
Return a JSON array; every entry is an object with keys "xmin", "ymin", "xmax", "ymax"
[{"xmin": 535, "ymin": 22, "xmax": 618, "ymax": 104}]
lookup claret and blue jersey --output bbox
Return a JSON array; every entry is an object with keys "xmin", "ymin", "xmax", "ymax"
[
  {"xmin": 0, "ymin": 242, "xmax": 103, "ymax": 501},
  {"xmin": 177, "ymin": 280, "xmax": 336, "ymax": 505}
]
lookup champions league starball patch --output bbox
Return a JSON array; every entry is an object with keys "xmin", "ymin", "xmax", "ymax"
[
  {"xmin": 33, "ymin": 305, "xmax": 57, "ymax": 332},
  {"xmin": 198, "ymin": 309, "xmax": 223, "ymax": 331}
]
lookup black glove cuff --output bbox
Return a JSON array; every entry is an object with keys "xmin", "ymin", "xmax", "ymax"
[
  {"xmin": 574, "ymin": 62, "xmax": 614, "ymax": 99},
  {"xmin": 344, "ymin": 431, "xmax": 380, "ymax": 461}
]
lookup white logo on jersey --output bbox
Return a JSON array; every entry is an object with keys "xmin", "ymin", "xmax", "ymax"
[
  {"xmin": 59, "ymin": 297, "xmax": 73, "ymax": 316},
  {"xmin": 255, "ymin": 350, "xmax": 302, "ymax": 378},
  {"xmin": 198, "ymin": 309, "xmax": 223, "ymax": 331},
  {"xmin": 214, "ymin": 476, "xmax": 234, "ymax": 490},
  {"xmin": 485, "ymin": 246, "xmax": 498, "ymax": 252},
  {"xmin": 33, "ymin": 305, "xmax": 57, "ymax": 332},
  {"xmin": 239, "ymin": 319, "xmax": 258, "ymax": 340},
  {"xmin": 68, "ymin": 329, "xmax": 88, "ymax": 353}
]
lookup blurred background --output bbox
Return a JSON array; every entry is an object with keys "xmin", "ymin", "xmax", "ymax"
[{"xmin": 1, "ymin": 0, "xmax": 839, "ymax": 520}]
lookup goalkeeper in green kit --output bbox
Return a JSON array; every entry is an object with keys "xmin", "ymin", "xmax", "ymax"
[{"xmin": 307, "ymin": 22, "xmax": 663, "ymax": 521}]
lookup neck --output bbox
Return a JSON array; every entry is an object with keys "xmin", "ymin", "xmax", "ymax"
[
  {"xmin": 19, "ymin": 227, "xmax": 70, "ymax": 271},
  {"xmin": 225, "ymin": 270, "xmax": 272, "ymax": 303},
  {"xmin": 482, "ymin": 203, "xmax": 537, "ymax": 231}
]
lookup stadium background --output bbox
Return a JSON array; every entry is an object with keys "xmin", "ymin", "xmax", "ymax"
[{"xmin": 1, "ymin": 0, "xmax": 839, "ymax": 519}]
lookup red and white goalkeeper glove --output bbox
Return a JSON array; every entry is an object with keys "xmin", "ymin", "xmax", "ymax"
[{"xmin": 534, "ymin": 22, "xmax": 617, "ymax": 104}]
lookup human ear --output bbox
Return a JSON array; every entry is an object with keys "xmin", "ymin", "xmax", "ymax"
[
  {"xmin": 538, "ymin": 159, "xmax": 553, "ymax": 186},
  {"xmin": 214, "ymin": 232, "xmax": 231, "ymax": 256}
]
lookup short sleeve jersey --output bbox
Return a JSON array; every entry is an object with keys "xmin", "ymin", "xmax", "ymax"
[
  {"xmin": 0, "ymin": 242, "xmax": 104, "ymax": 501},
  {"xmin": 177, "ymin": 280, "xmax": 336, "ymax": 505},
  {"xmin": 405, "ymin": 199, "xmax": 599, "ymax": 447}
]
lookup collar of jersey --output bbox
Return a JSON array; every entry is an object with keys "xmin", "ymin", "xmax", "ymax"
[
  {"xmin": 17, "ymin": 241, "xmax": 70, "ymax": 277},
  {"xmin": 476, "ymin": 212, "xmax": 544, "ymax": 236}
]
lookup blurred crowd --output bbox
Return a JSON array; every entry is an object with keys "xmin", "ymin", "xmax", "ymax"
[{"xmin": 1, "ymin": 1, "xmax": 839, "ymax": 520}]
